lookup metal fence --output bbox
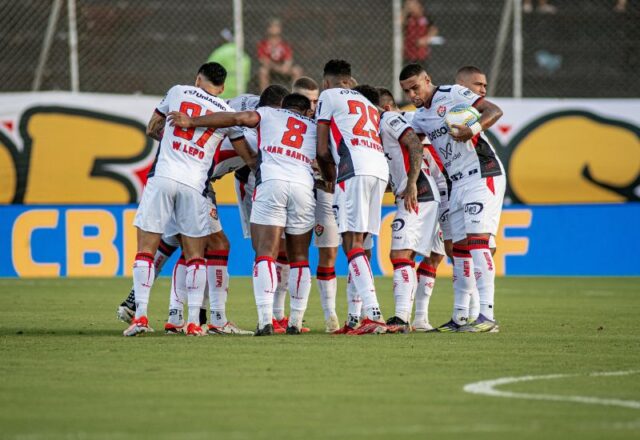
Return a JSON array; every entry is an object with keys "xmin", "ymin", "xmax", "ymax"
[{"xmin": 1, "ymin": 0, "xmax": 638, "ymax": 99}]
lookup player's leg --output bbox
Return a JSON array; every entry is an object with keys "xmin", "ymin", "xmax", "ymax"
[
  {"xmin": 314, "ymin": 187, "xmax": 340, "ymax": 332},
  {"xmin": 339, "ymin": 176, "xmax": 386, "ymax": 335},
  {"xmin": 165, "ymin": 251, "xmax": 187, "ymax": 334},
  {"xmin": 389, "ymin": 199, "xmax": 439, "ymax": 333},
  {"xmin": 250, "ymin": 180, "xmax": 289, "ymax": 336},
  {"xmin": 250, "ymin": 224, "xmax": 282, "ymax": 335},
  {"xmin": 435, "ymin": 186, "xmax": 474, "ymax": 332},
  {"xmin": 460, "ymin": 176, "xmax": 505, "ymax": 332},
  {"xmin": 284, "ymin": 230, "xmax": 313, "ymax": 334},
  {"xmin": 124, "ymin": 176, "xmax": 175, "ymax": 336},
  {"xmin": 117, "ymin": 235, "xmax": 179, "ymax": 324},
  {"xmin": 205, "ymin": 230, "xmax": 253, "ymax": 335},
  {"xmin": 282, "ymin": 181, "xmax": 315, "ymax": 334},
  {"xmin": 414, "ymin": 253, "xmax": 441, "ymax": 331},
  {"xmin": 272, "ymin": 238, "xmax": 290, "ymax": 327}
]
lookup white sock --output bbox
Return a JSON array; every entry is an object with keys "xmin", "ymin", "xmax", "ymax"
[
  {"xmin": 253, "ymin": 257, "xmax": 277, "ymax": 327},
  {"xmin": 133, "ymin": 252, "xmax": 155, "ymax": 319},
  {"xmin": 346, "ymin": 273, "xmax": 362, "ymax": 327},
  {"xmin": 452, "ymin": 246, "xmax": 474, "ymax": 325},
  {"xmin": 415, "ymin": 261, "xmax": 437, "ymax": 324},
  {"xmin": 347, "ymin": 248, "xmax": 381, "ymax": 321},
  {"xmin": 391, "ymin": 259, "xmax": 415, "ymax": 323},
  {"xmin": 469, "ymin": 289, "xmax": 480, "ymax": 322},
  {"xmin": 185, "ymin": 258, "xmax": 207, "ymax": 325},
  {"xmin": 288, "ymin": 261, "xmax": 312, "ymax": 329},
  {"xmin": 317, "ymin": 266, "xmax": 337, "ymax": 320},
  {"xmin": 273, "ymin": 253, "xmax": 289, "ymax": 320},
  {"xmin": 206, "ymin": 250, "xmax": 229, "ymax": 326},
  {"xmin": 167, "ymin": 254, "xmax": 186, "ymax": 325},
  {"xmin": 469, "ymin": 236, "xmax": 496, "ymax": 320}
]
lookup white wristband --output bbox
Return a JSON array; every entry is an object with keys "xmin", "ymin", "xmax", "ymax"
[{"xmin": 469, "ymin": 122, "xmax": 483, "ymax": 136}]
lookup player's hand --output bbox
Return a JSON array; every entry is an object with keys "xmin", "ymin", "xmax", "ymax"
[
  {"xmin": 400, "ymin": 182, "xmax": 419, "ymax": 213},
  {"xmin": 167, "ymin": 111, "xmax": 194, "ymax": 128},
  {"xmin": 450, "ymin": 124, "xmax": 474, "ymax": 142}
]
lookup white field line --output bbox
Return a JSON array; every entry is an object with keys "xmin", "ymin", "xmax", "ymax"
[{"xmin": 463, "ymin": 371, "xmax": 640, "ymax": 410}]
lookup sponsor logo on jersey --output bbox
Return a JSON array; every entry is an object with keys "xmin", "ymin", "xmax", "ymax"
[
  {"xmin": 439, "ymin": 209, "xmax": 449, "ymax": 223},
  {"xmin": 464, "ymin": 202, "xmax": 483, "ymax": 215},
  {"xmin": 426, "ymin": 126, "xmax": 448, "ymax": 142},
  {"xmin": 389, "ymin": 116, "xmax": 405, "ymax": 132},
  {"xmin": 391, "ymin": 218, "xmax": 405, "ymax": 232},
  {"xmin": 437, "ymin": 105, "xmax": 447, "ymax": 117},
  {"xmin": 439, "ymin": 142, "xmax": 453, "ymax": 159}
]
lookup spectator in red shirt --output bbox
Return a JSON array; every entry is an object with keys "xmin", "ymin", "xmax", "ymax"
[
  {"xmin": 257, "ymin": 18, "xmax": 302, "ymax": 91},
  {"xmin": 403, "ymin": 0, "xmax": 439, "ymax": 65}
]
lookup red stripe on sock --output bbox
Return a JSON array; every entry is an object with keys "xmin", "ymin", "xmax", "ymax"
[
  {"xmin": 135, "ymin": 252, "xmax": 154, "ymax": 263},
  {"xmin": 391, "ymin": 258, "xmax": 414, "ymax": 269},
  {"xmin": 255, "ymin": 256, "xmax": 275, "ymax": 264},
  {"xmin": 347, "ymin": 247, "xmax": 366, "ymax": 262},
  {"xmin": 290, "ymin": 261, "xmax": 309, "ymax": 269},
  {"xmin": 186, "ymin": 258, "xmax": 205, "ymax": 268}
]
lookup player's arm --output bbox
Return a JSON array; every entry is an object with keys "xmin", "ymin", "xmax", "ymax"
[
  {"xmin": 167, "ymin": 110, "xmax": 260, "ymax": 130},
  {"xmin": 451, "ymin": 99, "xmax": 503, "ymax": 142},
  {"xmin": 316, "ymin": 123, "xmax": 336, "ymax": 193},
  {"xmin": 230, "ymin": 136, "xmax": 258, "ymax": 172},
  {"xmin": 398, "ymin": 128, "xmax": 422, "ymax": 213},
  {"xmin": 146, "ymin": 112, "xmax": 165, "ymax": 141}
]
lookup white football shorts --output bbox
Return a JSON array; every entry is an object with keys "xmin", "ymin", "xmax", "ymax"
[
  {"xmin": 250, "ymin": 179, "xmax": 316, "ymax": 235},
  {"xmin": 333, "ymin": 175, "xmax": 386, "ymax": 236},
  {"xmin": 391, "ymin": 199, "xmax": 439, "ymax": 257},
  {"xmin": 314, "ymin": 188, "xmax": 340, "ymax": 248},
  {"xmin": 134, "ymin": 176, "xmax": 217, "ymax": 238},
  {"xmin": 448, "ymin": 175, "xmax": 506, "ymax": 243}
]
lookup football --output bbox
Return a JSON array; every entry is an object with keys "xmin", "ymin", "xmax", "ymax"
[{"xmin": 445, "ymin": 103, "xmax": 481, "ymax": 135}]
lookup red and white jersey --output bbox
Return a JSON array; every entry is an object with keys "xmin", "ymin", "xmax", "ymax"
[
  {"xmin": 255, "ymin": 107, "xmax": 316, "ymax": 188},
  {"xmin": 150, "ymin": 85, "xmax": 242, "ymax": 193},
  {"xmin": 380, "ymin": 111, "xmax": 438, "ymax": 203},
  {"xmin": 411, "ymin": 84, "xmax": 504, "ymax": 185},
  {"xmin": 316, "ymin": 88, "xmax": 388, "ymax": 183}
]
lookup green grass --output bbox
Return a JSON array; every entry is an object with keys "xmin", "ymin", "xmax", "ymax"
[{"xmin": 1, "ymin": 277, "xmax": 639, "ymax": 440}]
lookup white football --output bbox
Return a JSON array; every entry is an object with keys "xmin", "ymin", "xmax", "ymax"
[{"xmin": 445, "ymin": 104, "xmax": 480, "ymax": 135}]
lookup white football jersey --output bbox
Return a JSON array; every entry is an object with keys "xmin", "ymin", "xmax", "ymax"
[
  {"xmin": 227, "ymin": 93, "xmax": 260, "ymax": 112},
  {"xmin": 150, "ymin": 85, "xmax": 242, "ymax": 193},
  {"xmin": 380, "ymin": 111, "xmax": 438, "ymax": 203},
  {"xmin": 255, "ymin": 107, "xmax": 317, "ymax": 188},
  {"xmin": 316, "ymin": 88, "xmax": 388, "ymax": 183},
  {"xmin": 411, "ymin": 84, "xmax": 504, "ymax": 184}
]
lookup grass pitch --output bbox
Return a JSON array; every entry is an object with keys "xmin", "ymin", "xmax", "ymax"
[{"xmin": 1, "ymin": 277, "xmax": 639, "ymax": 440}]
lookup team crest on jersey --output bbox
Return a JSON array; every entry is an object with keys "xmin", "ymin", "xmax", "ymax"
[
  {"xmin": 315, "ymin": 224, "xmax": 325, "ymax": 236},
  {"xmin": 391, "ymin": 219, "xmax": 405, "ymax": 232},
  {"xmin": 437, "ymin": 105, "xmax": 447, "ymax": 117},
  {"xmin": 209, "ymin": 207, "xmax": 219, "ymax": 220}
]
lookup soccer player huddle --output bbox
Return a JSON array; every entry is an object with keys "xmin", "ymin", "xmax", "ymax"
[{"xmin": 119, "ymin": 58, "xmax": 505, "ymax": 337}]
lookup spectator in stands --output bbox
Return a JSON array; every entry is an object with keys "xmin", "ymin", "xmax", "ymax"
[
  {"xmin": 523, "ymin": 0, "xmax": 558, "ymax": 14},
  {"xmin": 402, "ymin": 0, "xmax": 439, "ymax": 66},
  {"xmin": 257, "ymin": 18, "xmax": 302, "ymax": 91},
  {"xmin": 207, "ymin": 29, "xmax": 251, "ymax": 99}
]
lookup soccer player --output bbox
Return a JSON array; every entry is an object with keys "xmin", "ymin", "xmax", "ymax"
[
  {"xmin": 400, "ymin": 63, "xmax": 505, "ymax": 333},
  {"xmin": 293, "ymin": 77, "xmax": 340, "ymax": 333},
  {"xmin": 315, "ymin": 60, "xmax": 390, "ymax": 335},
  {"xmin": 169, "ymin": 93, "xmax": 318, "ymax": 336},
  {"xmin": 123, "ymin": 62, "xmax": 249, "ymax": 337},
  {"xmin": 373, "ymin": 87, "xmax": 440, "ymax": 333}
]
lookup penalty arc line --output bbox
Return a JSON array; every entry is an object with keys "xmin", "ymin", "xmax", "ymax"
[{"xmin": 463, "ymin": 370, "xmax": 640, "ymax": 410}]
